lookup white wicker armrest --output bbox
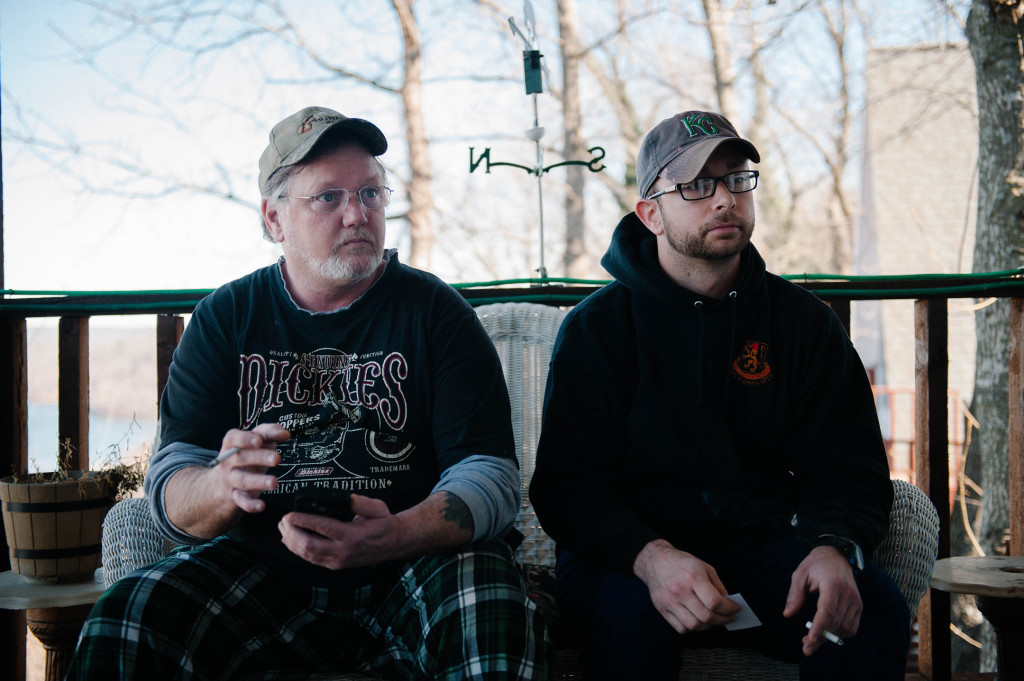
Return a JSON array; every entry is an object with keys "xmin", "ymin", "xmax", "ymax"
[
  {"xmin": 872, "ymin": 479, "xmax": 941, "ymax": 613},
  {"xmin": 101, "ymin": 497, "xmax": 167, "ymax": 587}
]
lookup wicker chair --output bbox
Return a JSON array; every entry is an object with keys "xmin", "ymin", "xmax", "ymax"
[{"xmin": 102, "ymin": 301, "xmax": 941, "ymax": 680}]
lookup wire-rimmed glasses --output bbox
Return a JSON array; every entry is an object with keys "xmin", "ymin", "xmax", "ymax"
[{"xmin": 283, "ymin": 186, "xmax": 393, "ymax": 213}]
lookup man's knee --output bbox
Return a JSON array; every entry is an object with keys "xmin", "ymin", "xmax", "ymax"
[
  {"xmin": 398, "ymin": 540, "xmax": 549, "ymax": 679},
  {"xmin": 856, "ymin": 566, "xmax": 911, "ymax": 651},
  {"xmin": 556, "ymin": 552, "xmax": 681, "ymax": 680}
]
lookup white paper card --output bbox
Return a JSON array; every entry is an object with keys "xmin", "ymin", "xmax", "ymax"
[{"xmin": 724, "ymin": 593, "xmax": 762, "ymax": 631}]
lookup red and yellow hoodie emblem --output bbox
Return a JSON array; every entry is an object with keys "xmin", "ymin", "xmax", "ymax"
[{"xmin": 733, "ymin": 341, "xmax": 773, "ymax": 384}]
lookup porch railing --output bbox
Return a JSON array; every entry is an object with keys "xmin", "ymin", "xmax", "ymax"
[{"xmin": 2, "ymin": 271, "xmax": 1023, "ymax": 681}]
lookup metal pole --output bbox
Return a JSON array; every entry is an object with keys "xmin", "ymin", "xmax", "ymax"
[{"xmin": 531, "ymin": 94, "xmax": 547, "ymax": 278}]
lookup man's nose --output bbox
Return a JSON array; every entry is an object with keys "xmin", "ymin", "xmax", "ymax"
[
  {"xmin": 340, "ymin": 197, "xmax": 369, "ymax": 226},
  {"xmin": 710, "ymin": 179, "xmax": 737, "ymax": 209}
]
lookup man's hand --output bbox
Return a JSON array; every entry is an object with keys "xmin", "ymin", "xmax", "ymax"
[
  {"xmin": 210, "ymin": 423, "xmax": 289, "ymax": 514},
  {"xmin": 164, "ymin": 423, "xmax": 289, "ymax": 538},
  {"xmin": 632, "ymin": 539, "xmax": 741, "ymax": 634},
  {"xmin": 278, "ymin": 494, "xmax": 402, "ymax": 570},
  {"xmin": 278, "ymin": 491, "xmax": 474, "ymax": 571},
  {"xmin": 783, "ymin": 545, "xmax": 863, "ymax": 656}
]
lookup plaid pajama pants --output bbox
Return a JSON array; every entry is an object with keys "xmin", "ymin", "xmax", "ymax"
[{"xmin": 66, "ymin": 536, "xmax": 549, "ymax": 680}]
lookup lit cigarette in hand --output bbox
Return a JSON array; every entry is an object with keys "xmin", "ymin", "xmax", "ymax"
[
  {"xmin": 805, "ymin": 621, "xmax": 844, "ymax": 646},
  {"xmin": 209, "ymin": 447, "xmax": 241, "ymax": 467}
]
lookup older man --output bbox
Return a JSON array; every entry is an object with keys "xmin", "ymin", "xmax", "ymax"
[
  {"xmin": 67, "ymin": 106, "xmax": 548, "ymax": 680},
  {"xmin": 530, "ymin": 111, "xmax": 909, "ymax": 680}
]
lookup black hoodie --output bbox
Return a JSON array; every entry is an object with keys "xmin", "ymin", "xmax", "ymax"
[{"xmin": 530, "ymin": 212, "xmax": 893, "ymax": 573}]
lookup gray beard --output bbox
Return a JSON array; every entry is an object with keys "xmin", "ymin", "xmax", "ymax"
[{"xmin": 312, "ymin": 249, "xmax": 380, "ymax": 284}]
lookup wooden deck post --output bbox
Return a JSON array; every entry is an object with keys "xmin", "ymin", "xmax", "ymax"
[
  {"xmin": 156, "ymin": 314, "xmax": 183, "ymax": 406},
  {"xmin": 915, "ymin": 298, "xmax": 950, "ymax": 681},
  {"xmin": 0, "ymin": 317, "xmax": 29, "ymax": 482},
  {"xmin": 1010, "ymin": 298, "xmax": 1023, "ymax": 558},
  {"xmin": 57, "ymin": 317, "xmax": 90, "ymax": 471},
  {"xmin": 0, "ymin": 316, "xmax": 29, "ymax": 681},
  {"xmin": 829, "ymin": 298, "xmax": 851, "ymax": 337}
]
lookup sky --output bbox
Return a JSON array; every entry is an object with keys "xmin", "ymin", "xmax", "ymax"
[
  {"xmin": 1, "ymin": 0, "xmax": 972, "ymax": 297},
  {"xmin": 2, "ymin": 1, "xmax": 286, "ymax": 293},
  {"xmin": 0, "ymin": 0, "xmax": 564, "ymax": 295}
]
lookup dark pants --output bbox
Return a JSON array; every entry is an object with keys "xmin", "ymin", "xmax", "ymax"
[{"xmin": 556, "ymin": 532, "xmax": 910, "ymax": 681}]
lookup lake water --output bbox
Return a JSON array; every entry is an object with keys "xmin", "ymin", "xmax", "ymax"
[{"xmin": 26, "ymin": 403, "xmax": 158, "ymax": 473}]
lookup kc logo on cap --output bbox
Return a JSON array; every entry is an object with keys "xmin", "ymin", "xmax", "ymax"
[{"xmin": 679, "ymin": 114, "xmax": 720, "ymax": 138}]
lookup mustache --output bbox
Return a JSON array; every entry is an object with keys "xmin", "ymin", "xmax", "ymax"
[
  {"xmin": 705, "ymin": 213, "xmax": 752, "ymax": 231},
  {"xmin": 333, "ymin": 231, "xmax": 378, "ymax": 249}
]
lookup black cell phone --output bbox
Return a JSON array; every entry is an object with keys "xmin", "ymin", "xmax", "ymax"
[{"xmin": 293, "ymin": 492, "xmax": 354, "ymax": 522}]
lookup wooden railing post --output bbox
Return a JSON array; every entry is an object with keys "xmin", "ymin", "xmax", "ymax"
[
  {"xmin": 0, "ymin": 316, "xmax": 29, "ymax": 681},
  {"xmin": 915, "ymin": 298, "xmax": 950, "ymax": 681},
  {"xmin": 0, "ymin": 317, "xmax": 29, "ymax": 480},
  {"xmin": 57, "ymin": 316, "xmax": 90, "ymax": 471},
  {"xmin": 156, "ymin": 314, "xmax": 184, "ymax": 407},
  {"xmin": 829, "ymin": 298, "xmax": 851, "ymax": 337},
  {"xmin": 1010, "ymin": 298, "xmax": 1023, "ymax": 558}
]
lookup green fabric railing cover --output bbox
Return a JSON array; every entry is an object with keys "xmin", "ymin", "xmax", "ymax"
[{"xmin": 2, "ymin": 270, "xmax": 1022, "ymax": 314}]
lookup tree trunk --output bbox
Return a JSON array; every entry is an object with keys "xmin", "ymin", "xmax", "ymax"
[
  {"xmin": 702, "ymin": 0, "xmax": 739, "ymax": 121},
  {"xmin": 746, "ymin": 22, "xmax": 799, "ymax": 262},
  {"xmin": 966, "ymin": 0, "xmax": 1024, "ymax": 671},
  {"xmin": 558, "ymin": 0, "xmax": 588, "ymax": 278},
  {"xmin": 820, "ymin": 0, "xmax": 855, "ymax": 272},
  {"xmin": 393, "ymin": 0, "xmax": 435, "ymax": 270}
]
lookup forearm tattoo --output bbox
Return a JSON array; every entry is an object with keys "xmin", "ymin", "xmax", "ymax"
[{"xmin": 441, "ymin": 492, "xmax": 474, "ymax": 533}]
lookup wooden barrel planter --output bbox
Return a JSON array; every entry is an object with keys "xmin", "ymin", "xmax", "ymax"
[{"xmin": 0, "ymin": 471, "xmax": 115, "ymax": 583}]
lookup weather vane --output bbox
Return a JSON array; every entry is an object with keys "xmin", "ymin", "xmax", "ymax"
[{"xmin": 469, "ymin": 0, "xmax": 605, "ymax": 279}]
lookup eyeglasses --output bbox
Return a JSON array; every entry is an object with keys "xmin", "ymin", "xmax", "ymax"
[
  {"xmin": 646, "ymin": 170, "xmax": 759, "ymax": 201},
  {"xmin": 283, "ymin": 185, "xmax": 392, "ymax": 213}
]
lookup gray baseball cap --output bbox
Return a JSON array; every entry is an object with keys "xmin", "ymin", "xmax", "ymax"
[
  {"xmin": 258, "ymin": 106, "xmax": 388, "ymax": 194},
  {"xmin": 636, "ymin": 111, "xmax": 759, "ymax": 198}
]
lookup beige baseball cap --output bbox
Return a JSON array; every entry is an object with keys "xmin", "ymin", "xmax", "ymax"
[{"xmin": 258, "ymin": 106, "xmax": 388, "ymax": 194}]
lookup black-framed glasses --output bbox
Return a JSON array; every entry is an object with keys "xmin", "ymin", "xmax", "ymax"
[
  {"xmin": 646, "ymin": 170, "xmax": 759, "ymax": 201},
  {"xmin": 283, "ymin": 185, "xmax": 392, "ymax": 213}
]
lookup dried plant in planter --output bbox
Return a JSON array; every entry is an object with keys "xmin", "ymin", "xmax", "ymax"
[{"xmin": 0, "ymin": 419, "xmax": 150, "ymax": 582}]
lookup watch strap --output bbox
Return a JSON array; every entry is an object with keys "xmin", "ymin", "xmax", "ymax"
[{"xmin": 813, "ymin": 534, "xmax": 865, "ymax": 573}]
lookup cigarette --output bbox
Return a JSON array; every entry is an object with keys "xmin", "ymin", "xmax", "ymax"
[
  {"xmin": 209, "ymin": 446, "xmax": 241, "ymax": 467},
  {"xmin": 805, "ymin": 621, "xmax": 844, "ymax": 646}
]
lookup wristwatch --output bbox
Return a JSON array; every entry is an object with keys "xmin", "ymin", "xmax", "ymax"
[{"xmin": 814, "ymin": 534, "xmax": 865, "ymax": 573}]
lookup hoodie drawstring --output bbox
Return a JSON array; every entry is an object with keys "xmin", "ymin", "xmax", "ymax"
[
  {"xmin": 693, "ymin": 300, "xmax": 705, "ymax": 399},
  {"xmin": 693, "ymin": 291, "xmax": 739, "ymax": 402},
  {"xmin": 725, "ymin": 291, "xmax": 738, "ymax": 396}
]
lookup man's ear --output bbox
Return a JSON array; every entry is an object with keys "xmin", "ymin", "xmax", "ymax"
[
  {"xmin": 634, "ymin": 197, "xmax": 664, "ymax": 237},
  {"xmin": 262, "ymin": 199, "xmax": 286, "ymax": 244}
]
